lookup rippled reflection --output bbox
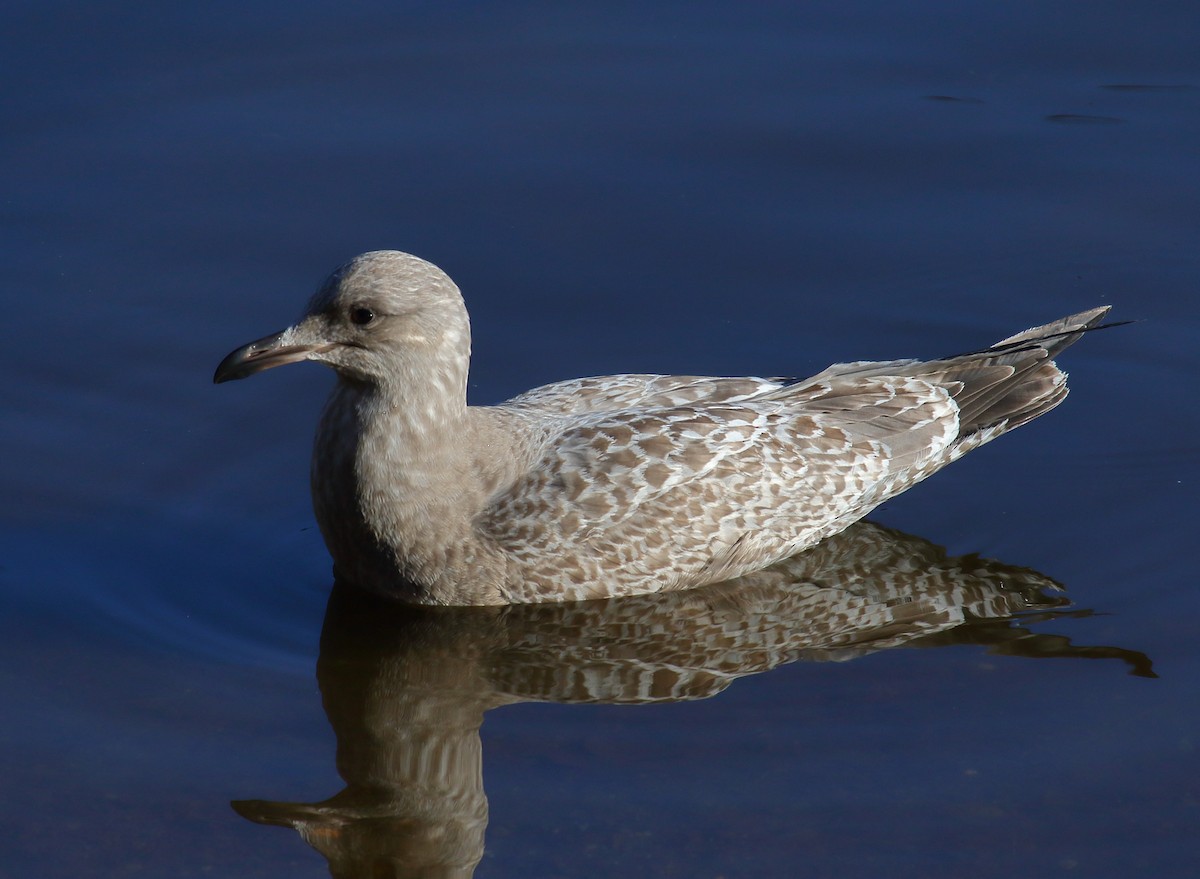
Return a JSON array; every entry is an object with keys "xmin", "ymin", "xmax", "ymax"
[{"xmin": 232, "ymin": 521, "xmax": 1152, "ymax": 878}]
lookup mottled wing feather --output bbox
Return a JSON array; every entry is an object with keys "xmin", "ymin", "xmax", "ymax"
[
  {"xmin": 481, "ymin": 377, "xmax": 961, "ymax": 597},
  {"xmin": 503, "ymin": 374, "xmax": 783, "ymax": 416}
]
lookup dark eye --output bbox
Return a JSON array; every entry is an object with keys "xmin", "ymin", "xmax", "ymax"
[{"xmin": 349, "ymin": 306, "xmax": 376, "ymax": 326}]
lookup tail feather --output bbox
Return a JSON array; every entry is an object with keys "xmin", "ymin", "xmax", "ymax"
[
  {"xmin": 950, "ymin": 306, "xmax": 1109, "ymax": 435},
  {"xmin": 787, "ymin": 306, "xmax": 1112, "ymax": 440}
]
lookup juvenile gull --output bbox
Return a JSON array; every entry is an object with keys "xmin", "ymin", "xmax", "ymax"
[{"xmin": 214, "ymin": 251, "xmax": 1110, "ymax": 606}]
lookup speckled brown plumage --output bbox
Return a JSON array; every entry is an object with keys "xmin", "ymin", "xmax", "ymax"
[{"xmin": 214, "ymin": 250, "xmax": 1111, "ymax": 605}]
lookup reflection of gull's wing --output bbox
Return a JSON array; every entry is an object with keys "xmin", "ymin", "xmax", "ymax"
[
  {"xmin": 912, "ymin": 608, "xmax": 1156, "ymax": 677},
  {"xmin": 484, "ymin": 520, "xmax": 1105, "ymax": 703},
  {"xmin": 233, "ymin": 522, "xmax": 1152, "ymax": 879}
]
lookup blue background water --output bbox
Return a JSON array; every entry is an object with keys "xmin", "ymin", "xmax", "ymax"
[{"xmin": 3, "ymin": 2, "xmax": 1198, "ymax": 876}]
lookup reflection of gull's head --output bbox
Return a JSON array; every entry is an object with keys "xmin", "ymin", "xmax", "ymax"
[{"xmin": 232, "ymin": 522, "xmax": 1152, "ymax": 878}]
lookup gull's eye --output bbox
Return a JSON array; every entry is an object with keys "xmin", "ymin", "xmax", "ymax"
[{"xmin": 349, "ymin": 306, "xmax": 376, "ymax": 326}]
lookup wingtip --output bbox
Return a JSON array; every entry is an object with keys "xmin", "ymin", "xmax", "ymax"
[
  {"xmin": 1072, "ymin": 305, "xmax": 1113, "ymax": 329},
  {"xmin": 991, "ymin": 306, "xmax": 1116, "ymax": 350}
]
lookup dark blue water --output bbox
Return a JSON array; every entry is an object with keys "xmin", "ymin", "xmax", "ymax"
[{"xmin": 3, "ymin": 2, "xmax": 1198, "ymax": 876}]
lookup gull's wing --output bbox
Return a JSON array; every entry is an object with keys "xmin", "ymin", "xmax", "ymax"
[
  {"xmin": 480, "ymin": 376, "xmax": 962, "ymax": 600},
  {"xmin": 502, "ymin": 374, "xmax": 783, "ymax": 415},
  {"xmin": 480, "ymin": 306, "xmax": 1112, "ymax": 602},
  {"xmin": 502, "ymin": 306, "xmax": 1111, "ymax": 426}
]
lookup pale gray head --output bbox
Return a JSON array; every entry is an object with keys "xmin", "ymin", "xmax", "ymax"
[{"xmin": 214, "ymin": 251, "xmax": 471, "ymax": 395}]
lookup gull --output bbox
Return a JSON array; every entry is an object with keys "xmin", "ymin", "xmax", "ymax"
[{"xmin": 215, "ymin": 251, "xmax": 1110, "ymax": 606}]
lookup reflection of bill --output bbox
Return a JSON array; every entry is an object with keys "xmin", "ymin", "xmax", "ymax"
[{"xmin": 233, "ymin": 521, "xmax": 1152, "ymax": 878}]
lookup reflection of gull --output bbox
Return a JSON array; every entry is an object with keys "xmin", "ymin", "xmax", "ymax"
[
  {"xmin": 232, "ymin": 522, "xmax": 1152, "ymax": 879},
  {"xmin": 215, "ymin": 251, "xmax": 1113, "ymax": 605}
]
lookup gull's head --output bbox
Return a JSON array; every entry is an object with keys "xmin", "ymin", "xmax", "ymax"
[{"xmin": 214, "ymin": 251, "xmax": 470, "ymax": 388}]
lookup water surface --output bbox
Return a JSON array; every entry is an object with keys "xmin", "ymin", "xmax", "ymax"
[{"xmin": 3, "ymin": 2, "xmax": 1198, "ymax": 877}]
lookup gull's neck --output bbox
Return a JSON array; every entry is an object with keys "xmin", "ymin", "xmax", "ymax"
[{"xmin": 312, "ymin": 340, "xmax": 486, "ymax": 599}]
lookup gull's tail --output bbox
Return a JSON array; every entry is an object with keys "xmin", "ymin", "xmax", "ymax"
[
  {"xmin": 790, "ymin": 306, "xmax": 1114, "ymax": 442},
  {"xmin": 939, "ymin": 306, "xmax": 1112, "ymax": 437}
]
